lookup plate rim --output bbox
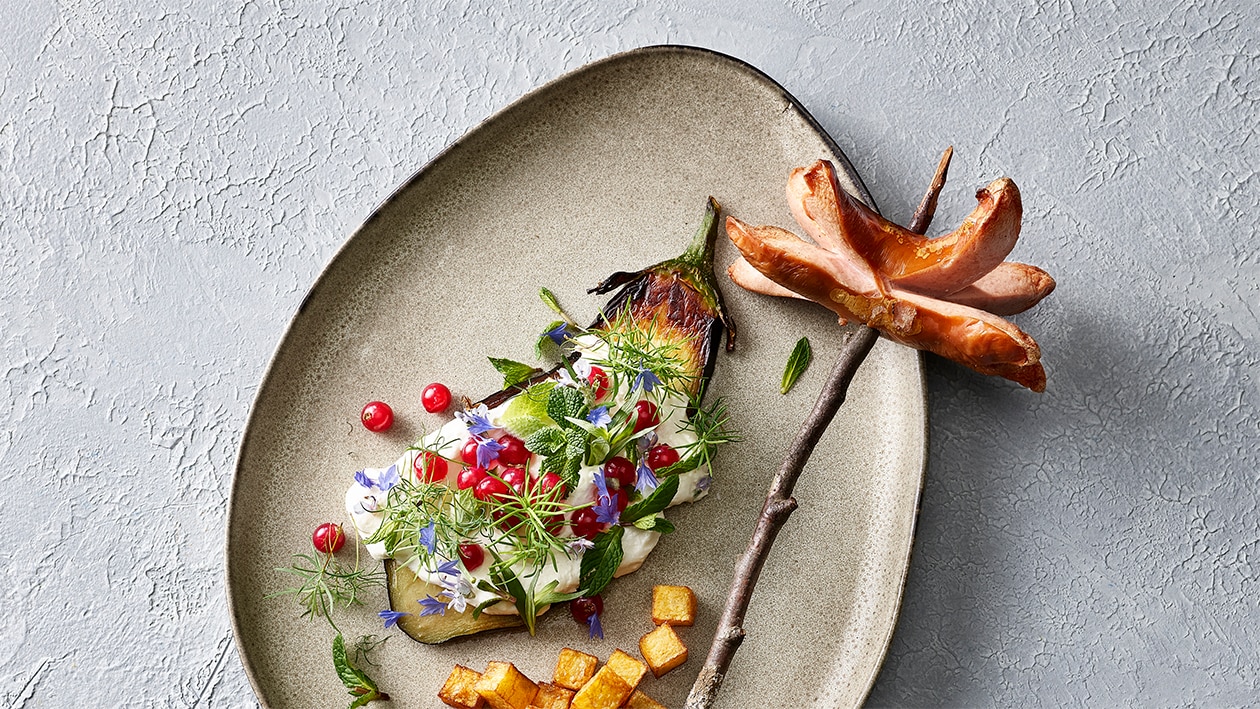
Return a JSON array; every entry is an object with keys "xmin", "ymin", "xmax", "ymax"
[{"xmin": 225, "ymin": 43, "xmax": 927, "ymax": 707}]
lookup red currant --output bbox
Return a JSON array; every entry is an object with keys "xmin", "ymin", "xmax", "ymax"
[
  {"xmin": 495, "ymin": 509, "xmax": 525, "ymax": 532},
  {"xmin": 458, "ymin": 542, "xmax": 485, "ymax": 570},
  {"xmin": 415, "ymin": 452, "xmax": 448, "ymax": 483},
  {"xmin": 612, "ymin": 488, "xmax": 631, "ymax": 512},
  {"xmin": 460, "ymin": 438, "xmax": 480, "ymax": 465},
  {"xmin": 496, "ymin": 434, "xmax": 530, "ymax": 466},
  {"xmin": 603, "ymin": 456, "xmax": 636, "ymax": 489},
  {"xmin": 570, "ymin": 507, "xmax": 604, "ymax": 540},
  {"xmin": 646, "ymin": 444, "xmax": 680, "ymax": 471},
  {"xmin": 570, "ymin": 595, "xmax": 604, "ymax": 626},
  {"xmin": 360, "ymin": 401, "xmax": 394, "ymax": 432},
  {"xmin": 632, "ymin": 400, "xmax": 659, "ymax": 432},
  {"xmin": 500, "ymin": 467, "xmax": 527, "ymax": 494},
  {"xmin": 457, "ymin": 466, "xmax": 487, "ymax": 490},
  {"xmin": 312, "ymin": 522, "xmax": 345, "ymax": 554},
  {"xmin": 588, "ymin": 366, "xmax": 610, "ymax": 400},
  {"xmin": 421, "ymin": 382, "xmax": 452, "ymax": 413},
  {"xmin": 537, "ymin": 472, "xmax": 567, "ymax": 500},
  {"xmin": 474, "ymin": 476, "xmax": 509, "ymax": 502}
]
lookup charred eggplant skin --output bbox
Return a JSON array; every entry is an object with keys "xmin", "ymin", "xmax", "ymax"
[{"xmin": 387, "ymin": 198, "xmax": 735, "ymax": 644}]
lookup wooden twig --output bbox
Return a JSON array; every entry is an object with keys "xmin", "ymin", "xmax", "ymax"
[{"xmin": 685, "ymin": 147, "xmax": 953, "ymax": 709}]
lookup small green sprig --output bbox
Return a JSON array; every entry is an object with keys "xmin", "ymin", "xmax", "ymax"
[
  {"xmin": 333, "ymin": 633, "xmax": 389, "ymax": 708},
  {"xmin": 781, "ymin": 337, "xmax": 812, "ymax": 394},
  {"xmin": 589, "ymin": 308, "xmax": 696, "ymax": 400},
  {"xmin": 268, "ymin": 551, "xmax": 386, "ymax": 632},
  {"xmin": 658, "ymin": 394, "xmax": 740, "ymax": 477}
]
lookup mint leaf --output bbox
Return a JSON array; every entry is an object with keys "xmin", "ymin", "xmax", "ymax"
[
  {"xmin": 780, "ymin": 336, "xmax": 812, "ymax": 394},
  {"xmin": 535, "ymin": 320, "xmax": 566, "ymax": 359},
  {"xmin": 489, "ymin": 357, "xmax": 542, "ymax": 388},
  {"xmin": 546, "ymin": 386, "xmax": 588, "ymax": 428},
  {"xmin": 524, "ymin": 426, "xmax": 566, "ymax": 455},
  {"xmin": 621, "ymin": 475, "xmax": 679, "ymax": 524},
  {"xmin": 579, "ymin": 525, "xmax": 624, "ymax": 596},
  {"xmin": 332, "ymin": 634, "xmax": 388, "ymax": 707},
  {"xmin": 633, "ymin": 514, "xmax": 676, "ymax": 534},
  {"xmin": 656, "ymin": 452, "xmax": 703, "ymax": 477},
  {"xmin": 539, "ymin": 287, "xmax": 565, "ymax": 316}
]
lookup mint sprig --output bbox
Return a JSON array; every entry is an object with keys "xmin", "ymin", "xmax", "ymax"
[
  {"xmin": 578, "ymin": 525, "xmax": 625, "ymax": 597},
  {"xmin": 333, "ymin": 634, "xmax": 389, "ymax": 707},
  {"xmin": 489, "ymin": 357, "xmax": 542, "ymax": 388}
]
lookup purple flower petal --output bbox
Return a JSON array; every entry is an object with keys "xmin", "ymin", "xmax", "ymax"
[
  {"xmin": 435, "ymin": 558, "xmax": 461, "ymax": 576},
  {"xmin": 636, "ymin": 431, "xmax": 659, "ymax": 453},
  {"xmin": 476, "ymin": 436, "xmax": 504, "ymax": 468},
  {"xmin": 632, "ymin": 368, "xmax": 661, "ymax": 393},
  {"xmin": 378, "ymin": 609, "xmax": 409, "ymax": 629},
  {"xmin": 586, "ymin": 406, "xmax": 611, "ymax": 428},
  {"xmin": 594, "ymin": 495, "xmax": 620, "ymax": 525},
  {"xmin": 457, "ymin": 405, "xmax": 496, "ymax": 436},
  {"xmin": 418, "ymin": 595, "xmax": 447, "ymax": 617},
  {"xmin": 544, "ymin": 322, "xmax": 572, "ymax": 345},
  {"xmin": 587, "ymin": 611, "xmax": 604, "ymax": 640},
  {"xmin": 379, "ymin": 464, "xmax": 400, "ymax": 490},
  {"xmin": 566, "ymin": 537, "xmax": 595, "ymax": 555},
  {"xmin": 635, "ymin": 460, "xmax": 658, "ymax": 494},
  {"xmin": 418, "ymin": 520, "xmax": 437, "ymax": 554},
  {"xmin": 593, "ymin": 466, "xmax": 610, "ymax": 500},
  {"xmin": 696, "ymin": 475, "xmax": 712, "ymax": 493},
  {"xmin": 353, "ymin": 469, "xmax": 373, "ymax": 489}
]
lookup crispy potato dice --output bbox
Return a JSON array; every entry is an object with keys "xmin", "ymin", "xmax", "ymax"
[
  {"xmin": 530, "ymin": 682, "xmax": 575, "ymax": 709},
  {"xmin": 474, "ymin": 661, "xmax": 539, "ymax": 709},
  {"xmin": 603, "ymin": 649, "xmax": 647, "ymax": 692},
  {"xmin": 570, "ymin": 665, "xmax": 633, "ymax": 709},
  {"xmin": 652, "ymin": 585, "xmax": 697, "ymax": 626},
  {"xmin": 624, "ymin": 689, "xmax": 668, "ymax": 709},
  {"xmin": 640, "ymin": 623, "xmax": 689, "ymax": 678},
  {"xmin": 552, "ymin": 648, "xmax": 599, "ymax": 691},
  {"xmin": 440, "ymin": 665, "xmax": 487, "ymax": 709}
]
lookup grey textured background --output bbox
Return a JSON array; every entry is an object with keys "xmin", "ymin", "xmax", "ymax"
[{"xmin": 3, "ymin": 1, "xmax": 1256, "ymax": 707}]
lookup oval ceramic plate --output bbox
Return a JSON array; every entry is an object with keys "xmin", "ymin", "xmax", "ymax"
[{"xmin": 228, "ymin": 46, "xmax": 926, "ymax": 708}]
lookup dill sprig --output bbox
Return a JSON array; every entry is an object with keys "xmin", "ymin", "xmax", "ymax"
[{"xmin": 268, "ymin": 549, "xmax": 386, "ymax": 632}]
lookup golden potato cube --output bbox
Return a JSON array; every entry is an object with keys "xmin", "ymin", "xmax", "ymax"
[
  {"xmin": 570, "ymin": 665, "xmax": 633, "ymax": 709},
  {"xmin": 603, "ymin": 649, "xmax": 647, "ymax": 692},
  {"xmin": 474, "ymin": 661, "xmax": 538, "ymax": 709},
  {"xmin": 552, "ymin": 648, "xmax": 598, "ymax": 691},
  {"xmin": 652, "ymin": 584, "xmax": 697, "ymax": 626},
  {"xmin": 439, "ymin": 665, "xmax": 486, "ymax": 709},
  {"xmin": 624, "ymin": 689, "xmax": 667, "ymax": 709},
  {"xmin": 639, "ymin": 623, "xmax": 689, "ymax": 678},
  {"xmin": 530, "ymin": 682, "xmax": 575, "ymax": 709}
]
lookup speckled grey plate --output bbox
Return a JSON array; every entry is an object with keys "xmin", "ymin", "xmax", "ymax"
[{"xmin": 228, "ymin": 46, "xmax": 926, "ymax": 708}]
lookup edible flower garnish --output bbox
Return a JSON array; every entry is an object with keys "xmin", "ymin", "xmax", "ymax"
[
  {"xmin": 418, "ymin": 520, "xmax": 437, "ymax": 555},
  {"xmin": 456, "ymin": 404, "xmax": 496, "ymax": 436},
  {"xmin": 594, "ymin": 466, "xmax": 611, "ymax": 499},
  {"xmin": 418, "ymin": 595, "xmax": 447, "ymax": 617},
  {"xmin": 434, "ymin": 558, "xmax": 461, "ymax": 576},
  {"xmin": 544, "ymin": 322, "xmax": 572, "ymax": 345},
  {"xmin": 695, "ymin": 475, "xmax": 712, "ymax": 495},
  {"xmin": 475, "ymin": 436, "xmax": 504, "ymax": 468},
  {"xmin": 566, "ymin": 537, "xmax": 595, "ymax": 555},
  {"xmin": 586, "ymin": 405, "xmax": 611, "ymax": 429},
  {"xmin": 378, "ymin": 609, "xmax": 409, "ymax": 629},
  {"xmin": 635, "ymin": 459, "xmax": 659, "ymax": 493},
  {"xmin": 587, "ymin": 611, "xmax": 604, "ymax": 640},
  {"xmin": 354, "ymin": 463, "xmax": 399, "ymax": 492},
  {"xmin": 637, "ymin": 430, "xmax": 659, "ymax": 453},
  {"xmin": 632, "ymin": 367, "xmax": 661, "ymax": 394},
  {"xmin": 556, "ymin": 358, "xmax": 592, "ymax": 388},
  {"xmin": 594, "ymin": 496, "xmax": 620, "ymax": 525},
  {"xmin": 437, "ymin": 572, "xmax": 473, "ymax": 613}
]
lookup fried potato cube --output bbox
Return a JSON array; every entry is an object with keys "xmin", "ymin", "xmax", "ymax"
[
  {"xmin": 570, "ymin": 665, "xmax": 633, "ymax": 709},
  {"xmin": 474, "ymin": 661, "xmax": 538, "ymax": 709},
  {"xmin": 552, "ymin": 648, "xmax": 599, "ymax": 691},
  {"xmin": 652, "ymin": 584, "xmax": 697, "ymax": 626},
  {"xmin": 624, "ymin": 689, "xmax": 668, "ymax": 709},
  {"xmin": 603, "ymin": 649, "xmax": 647, "ymax": 692},
  {"xmin": 639, "ymin": 623, "xmax": 689, "ymax": 678},
  {"xmin": 529, "ymin": 682, "xmax": 575, "ymax": 709},
  {"xmin": 439, "ymin": 665, "xmax": 486, "ymax": 709}
]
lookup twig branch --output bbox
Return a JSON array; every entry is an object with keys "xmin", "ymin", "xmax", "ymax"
[{"xmin": 685, "ymin": 147, "xmax": 953, "ymax": 709}]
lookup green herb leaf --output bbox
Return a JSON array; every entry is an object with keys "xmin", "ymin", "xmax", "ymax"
[
  {"xmin": 633, "ymin": 514, "xmax": 676, "ymax": 534},
  {"xmin": 547, "ymin": 386, "xmax": 588, "ymax": 428},
  {"xmin": 470, "ymin": 597, "xmax": 501, "ymax": 620},
  {"xmin": 539, "ymin": 287, "xmax": 565, "ymax": 316},
  {"xmin": 579, "ymin": 525, "xmax": 625, "ymax": 596},
  {"xmin": 535, "ymin": 320, "xmax": 566, "ymax": 359},
  {"xmin": 490, "ymin": 560, "xmax": 536, "ymax": 635},
  {"xmin": 489, "ymin": 357, "xmax": 542, "ymax": 388},
  {"xmin": 655, "ymin": 453, "xmax": 703, "ymax": 478},
  {"xmin": 781, "ymin": 337, "xmax": 813, "ymax": 394},
  {"xmin": 524, "ymin": 426, "xmax": 566, "ymax": 455},
  {"xmin": 333, "ymin": 634, "xmax": 388, "ymax": 707},
  {"xmin": 621, "ymin": 475, "xmax": 679, "ymax": 524}
]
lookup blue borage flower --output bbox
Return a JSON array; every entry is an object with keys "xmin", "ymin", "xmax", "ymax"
[
  {"xmin": 544, "ymin": 322, "xmax": 573, "ymax": 345},
  {"xmin": 457, "ymin": 404, "xmax": 496, "ymax": 436},
  {"xmin": 378, "ymin": 609, "xmax": 409, "ymax": 629},
  {"xmin": 354, "ymin": 463, "xmax": 400, "ymax": 492},
  {"xmin": 586, "ymin": 405, "xmax": 611, "ymax": 429},
  {"xmin": 475, "ymin": 436, "xmax": 504, "ymax": 468},
  {"xmin": 632, "ymin": 367, "xmax": 661, "ymax": 394},
  {"xmin": 418, "ymin": 595, "xmax": 447, "ymax": 617},
  {"xmin": 418, "ymin": 520, "xmax": 437, "ymax": 554},
  {"xmin": 594, "ymin": 495, "xmax": 620, "ymax": 525},
  {"xmin": 593, "ymin": 466, "xmax": 611, "ymax": 500},
  {"xmin": 635, "ymin": 459, "xmax": 658, "ymax": 494},
  {"xmin": 587, "ymin": 611, "xmax": 604, "ymax": 640}
]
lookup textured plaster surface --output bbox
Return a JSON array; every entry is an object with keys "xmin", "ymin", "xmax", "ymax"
[{"xmin": 1, "ymin": 1, "xmax": 1256, "ymax": 707}]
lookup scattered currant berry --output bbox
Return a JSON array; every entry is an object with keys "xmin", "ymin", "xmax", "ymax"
[
  {"xmin": 632, "ymin": 400, "xmax": 659, "ymax": 432},
  {"xmin": 457, "ymin": 466, "xmax": 487, "ymax": 490},
  {"xmin": 500, "ymin": 467, "xmax": 527, "ymax": 493},
  {"xmin": 496, "ymin": 434, "xmax": 530, "ymax": 466},
  {"xmin": 360, "ymin": 401, "xmax": 394, "ymax": 432},
  {"xmin": 312, "ymin": 522, "xmax": 345, "ymax": 554},
  {"xmin": 458, "ymin": 542, "xmax": 485, "ymax": 571},
  {"xmin": 646, "ymin": 444, "xmax": 680, "ymax": 471},
  {"xmin": 570, "ymin": 507, "xmax": 604, "ymax": 540},
  {"xmin": 474, "ymin": 476, "xmax": 509, "ymax": 502},
  {"xmin": 570, "ymin": 595, "xmax": 604, "ymax": 626},
  {"xmin": 537, "ymin": 472, "xmax": 566, "ymax": 499},
  {"xmin": 460, "ymin": 438, "xmax": 480, "ymax": 465},
  {"xmin": 421, "ymin": 382, "xmax": 452, "ymax": 413},
  {"xmin": 415, "ymin": 451, "xmax": 448, "ymax": 483},
  {"xmin": 610, "ymin": 488, "xmax": 630, "ymax": 513},
  {"xmin": 603, "ymin": 457, "xmax": 636, "ymax": 489},
  {"xmin": 588, "ymin": 366, "xmax": 610, "ymax": 400}
]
